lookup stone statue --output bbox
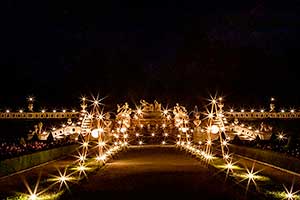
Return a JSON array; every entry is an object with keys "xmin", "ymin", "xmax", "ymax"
[
  {"xmin": 173, "ymin": 103, "xmax": 187, "ymax": 115},
  {"xmin": 67, "ymin": 118, "xmax": 72, "ymax": 125},
  {"xmin": 154, "ymin": 100, "xmax": 161, "ymax": 111},
  {"xmin": 140, "ymin": 99, "xmax": 154, "ymax": 111},
  {"xmin": 260, "ymin": 122, "xmax": 271, "ymax": 132},
  {"xmin": 28, "ymin": 103, "xmax": 33, "ymax": 112},
  {"xmin": 193, "ymin": 112, "xmax": 201, "ymax": 127},
  {"xmin": 81, "ymin": 103, "xmax": 87, "ymax": 111},
  {"xmin": 38, "ymin": 122, "xmax": 43, "ymax": 134},
  {"xmin": 270, "ymin": 103, "xmax": 275, "ymax": 112},
  {"xmin": 117, "ymin": 102, "xmax": 129, "ymax": 113}
]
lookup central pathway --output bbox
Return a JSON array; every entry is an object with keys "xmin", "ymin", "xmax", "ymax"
[{"xmin": 61, "ymin": 146, "xmax": 255, "ymax": 200}]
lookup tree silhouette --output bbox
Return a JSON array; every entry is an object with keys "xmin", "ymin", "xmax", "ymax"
[
  {"xmin": 232, "ymin": 135, "xmax": 241, "ymax": 145},
  {"xmin": 31, "ymin": 132, "xmax": 39, "ymax": 141},
  {"xmin": 46, "ymin": 132, "xmax": 54, "ymax": 143}
]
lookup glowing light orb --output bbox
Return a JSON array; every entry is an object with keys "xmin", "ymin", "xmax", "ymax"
[
  {"xmin": 120, "ymin": 127, "xmax": 127, "ymax": 133},
  {"xmin": 247, "ymin": 172, "xmax": 254, "ymax": 180},
  {"xmin": 226, "ymin": 163, "xmax": 233, "ymax": 169},
  {"xmin": 91, "ymin": 129, "xmax": 99, "ymax": 138},
  {"xmin": 210, "ymin": 125, "xmax": 219, "ymax": 134}
]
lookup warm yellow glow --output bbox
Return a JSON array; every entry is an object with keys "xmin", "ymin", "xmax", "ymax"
[
  {"xmin": 283, "ymin": 182, "xmax": 300, "ymax": 200},
  {"xmin": 223, "ymin": 153, "xmax": 231, "ymax": 160},
  {"xmin": 251, "ymin": 109, "xmax": 254, "ymax": 112},
  {"xmin": 82, "ymin": 142, "xmax": 89, "ymax": 147},
  {"xmin": 181, "ymin": 127, "xmax": 188, "ymax": 133},
  {"xmin": 151, "ymin": 133, "xmax": 155, "ymax": 136},
  {"xmin": 241, "ymin": 109, "xmax": 244, "ymax": 112},
  {"xmin": 29, "ymin": 194, "xmax": 37, "ymax": 200},
  {"xmin": 79, "ymin": 165, "xmax": 86, "ymax": 171},
  {"xmin": 277, "ymin": 132, "xmax": 287, "ymax": 141},
  {"xmin": 94, "ymin": 100, "xmax": 99, "ymax": 105},
  {"xmin": 206, "ymin": 140, "xmax": 212, "ymax": 145},
  {"xmin": 247, "ymin": 172, "xmax": 254, "ymax": 179},
  {"xmin": 230, "ymin": 109, "xmax": 234, "ymax": 112},
  {"xmin": 98, "ymin": 141, "xmax": 106, "ymax": 147},
  {"xmin": 96, "ymin": 154, "xmax": 107, "ymax": 162},
  {"xmin": 120, "ymin": 127, "xmax": 127, "ymax": 133},
  {"xmin": 222, "ymin": 140, "xmax": 228, "ymax": 146},
  {"xmin": 79, "ymin": 156, "xmax": 85, "ymax": 161},
  {"xmin": 164, "ymin": 133, "xmax": 168, "ymax": 137},
  {"xmin": 226, "ymin": 163, "xmax": 233, "ymax": 169}
]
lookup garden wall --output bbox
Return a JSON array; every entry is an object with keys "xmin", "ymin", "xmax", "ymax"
[
  {"xmin": 0, "ymin": 144, "xmax": 78, "ymax": 177},
  {"xmin": 229, "ymin": 144, "xmax": 300, "ymax": 172}
]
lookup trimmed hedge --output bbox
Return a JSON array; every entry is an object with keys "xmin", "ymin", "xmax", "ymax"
[
  {"xmin": 229, "ymin": 144, "xmax": 300, "ymax": 172},
  {"xmin": 0, "ymin": 144, "xmax": 78, "ymax": 177}
]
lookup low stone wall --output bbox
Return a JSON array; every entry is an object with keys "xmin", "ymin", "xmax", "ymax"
[
  {"xmin": 229, "ymin": 144, "xmax": 300, "ymax": 172},
  {"xmin": 0, "ymin": 144, "xmax": 78, "ymax": 177}
]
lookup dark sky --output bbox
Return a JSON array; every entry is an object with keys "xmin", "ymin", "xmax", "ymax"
[{"xmin": 1, "ymin": 1, "xmax": 300, "ymax": 109}]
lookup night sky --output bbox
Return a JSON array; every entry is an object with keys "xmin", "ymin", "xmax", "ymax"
[{"xmin": 1, "ymin": 1, "xmax": 300, "ymax": 109}]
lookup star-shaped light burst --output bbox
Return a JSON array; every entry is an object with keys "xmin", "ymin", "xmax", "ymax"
[
  {"xmin": 48, "ymin": 167, "xmax": 76, "ymax": 191},
  {"xmin": 283, "ymin": 180, "xmax": 300, "ymax": 200},
  {"xmin": 89, "ymin": 94, "xmax": 107, "ymax": 108},
  {"xmin": 22, "ymin": 172, "xmax": 43, "ymax": 200},
  {"xmin": 223, "ymin": 152, "xmax": 233, "ymax": 161},
  {"xmin": 238, "ymin": 163, "xmax": 264, "ymax": 193},
  {"xmin": 223, "ymin": 160, "xmax": 240, "ymax": 181},
  {"xmin": 277, "ymin": 132, "xmax": 287, "ymax": 141},
  {"xmin": 72, "ymin": 164, "xmax": 90, "ymax": 179},
  {"xmin": 74, "ymin": 150, "xmax": 87, "ymax": 164}
]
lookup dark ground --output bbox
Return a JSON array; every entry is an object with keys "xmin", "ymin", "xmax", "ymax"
[{"xmin": 60, "ymin": 146, "xmax": 262, "ymax": 200}]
